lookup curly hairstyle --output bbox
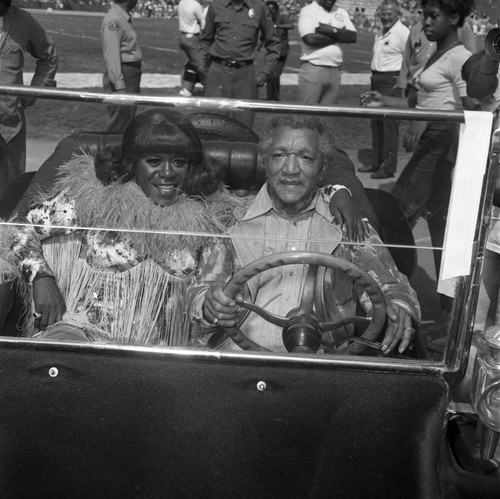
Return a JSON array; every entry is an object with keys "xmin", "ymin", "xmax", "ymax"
[
  {"xmin": 421, "ymin": 0, "xmax": 475, "ymax": 27},
  {"xmin": 259, "ymin": 114, "xmax": 338, "ymax": 170},
  {"xmin": 94, "ymin": 108, "xmax": 223, "ymax": 196}
]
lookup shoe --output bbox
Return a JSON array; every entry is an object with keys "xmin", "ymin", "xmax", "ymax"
[
  {"xmin": 358, "ymin": 165, "xmax": 379, "ymax": 173},
  {"xmin": 371, "ymin": 170, "xmax": 394, "ymax": 179},
  {"xmin": 179, "ymin": 88, "xmax": 192, "ymax": 97}
]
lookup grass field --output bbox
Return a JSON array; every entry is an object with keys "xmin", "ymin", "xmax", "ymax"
[{"xmin": 23, "ymin": 11, "xmax": 376, "ymax": 149}]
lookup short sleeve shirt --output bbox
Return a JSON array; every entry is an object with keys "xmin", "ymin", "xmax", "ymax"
[
  {"xmin": 178, "ymin": 0, "xmax": 205, "ymax": 34},
  {"xmin": 371, "ymin": 19, "xmax": 409, "ymax": 72},
  {"xmin": 298, "ymin": 2, "xmax": 355, "ymax": 66},
  {"xmin": 415, "ymin": 44, "xmax": 472, "ymax": 111}
]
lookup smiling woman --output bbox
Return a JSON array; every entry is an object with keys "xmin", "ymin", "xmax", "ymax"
[{"xmin": 0, "ymin": 108, "xmax": 236, "ymax": 345}]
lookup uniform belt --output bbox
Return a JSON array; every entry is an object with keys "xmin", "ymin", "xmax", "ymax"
[
  {"xmin": 180, "ymin": 31, "xmax": 199, "ymax": 36},
  {"xmin": 212, "ymin": 57, "xmax": 253, "ymax": 69},
  {"xmin": 122, "ymin": 61, "xmax": 142, "ymax": 68}
]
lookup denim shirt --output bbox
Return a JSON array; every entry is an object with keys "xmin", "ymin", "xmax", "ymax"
[
  {"xmin": 187, "ymin": 184, "xmax": 421, "ymax": 352},
  {"xmin": 0, "ymin": 6, "xmax": 58, "ymax": 141}
]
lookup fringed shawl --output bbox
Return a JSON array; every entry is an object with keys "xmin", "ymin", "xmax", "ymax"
[
  {"xmin": 28, "ymin": 154, "xmax": 248, "ymax": 346},
  {"xmin": 41, "ymin": 154, "xmax": 242, "ymax": 265}
]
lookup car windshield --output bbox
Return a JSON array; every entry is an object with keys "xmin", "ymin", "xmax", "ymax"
[{"xmin": 0, "ymin": 88, "xmax": 495, "ymax": 376}]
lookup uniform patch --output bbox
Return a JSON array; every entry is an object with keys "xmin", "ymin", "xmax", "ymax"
[
  {"xmin": 248, "ymin": 8, "xmax": 255, "ymax": 18},
  {"xmin": 108, "ymin": 21, "xmax": 119, "ymax": 31},
  {"xmin": 334, "ymin": 13, "xmax": 344, "ymax": 22}
]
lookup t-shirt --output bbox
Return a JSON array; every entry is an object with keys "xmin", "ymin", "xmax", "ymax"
[
  {"xmin": 298, "ymin": 1, "xmax": 355, "ymax": 66},
  {"xmin": 371, "ymin": 19, "xmax": 409, "ymax": 72},
  {"xmin": 415, "ymin": 44, "xmax": 472, "ymax": 110},
  {"xmin": 178, "ymin": 0, "xmax": 204, "ymax": 34}
]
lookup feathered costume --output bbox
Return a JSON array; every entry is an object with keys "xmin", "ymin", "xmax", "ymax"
[{"xmin": 6, "ymin": 154, "xmax": 243, "ymax": 345}]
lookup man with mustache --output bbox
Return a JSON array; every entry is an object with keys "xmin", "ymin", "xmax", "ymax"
[{"xmin": 188, "ymin": 115, "xmax": 420, "ymax": 355}]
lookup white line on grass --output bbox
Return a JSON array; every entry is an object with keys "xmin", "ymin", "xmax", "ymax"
[
  {"xmin": 45, "ymin": 30, "xmax": 178, "ymax": 53},
  {"xmin": 25, "ymin": 72, "xmax": 371, "ymax": 88}
]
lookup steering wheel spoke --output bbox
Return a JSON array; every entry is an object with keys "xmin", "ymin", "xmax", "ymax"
[
  {"xmin": 238, "ymin": 300, "xmax": 289, "ymax": 327},
  {"xmin": 320, "ymin": 316, "xmax": 372, "ymax": 333},
  {"xmin": 297, "ymin": 264, "xmax": 318, "ymax": 315}
]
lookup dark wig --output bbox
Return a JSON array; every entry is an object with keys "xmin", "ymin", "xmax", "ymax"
[
  {"xmin": 94, "ymin": 108, "xmax": 223, "ymax": 196},
  {"xmin": 421, "ymin": 0, "xmax": 475, "ymax": 27}
]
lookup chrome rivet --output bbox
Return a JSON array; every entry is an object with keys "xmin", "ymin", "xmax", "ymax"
[
  {"xmin": 256, "ymin": 381, "xmax": 267, "ymax": 391},
  {"xmin": 48, "ymin": 367, "xmax": 59, "ymax": 378}
]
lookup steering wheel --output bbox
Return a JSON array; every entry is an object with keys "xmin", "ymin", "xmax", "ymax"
[{"xmin": 210, "ymin": 251, "xmax": 387, "ymax": 355}]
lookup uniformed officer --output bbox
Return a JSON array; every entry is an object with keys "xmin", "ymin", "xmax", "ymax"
[
  {"xmin": 198, "ymin": 0, "xmax": 280, "ymax": 127},
  {"xmin": 0, "ymin": 0, "xmax": 57, "ymax": 190},
  {"xmin": 101, "ymin": 0, "xmax": 142, "ymax": 134}
]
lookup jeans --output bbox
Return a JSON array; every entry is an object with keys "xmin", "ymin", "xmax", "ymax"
[
  {"xmin": 179, "ymin": 33, "xmax": 201, "ymax": 92},
  {"xmin": 392, "ymin": 121, "xmax": 458, "ymax": 301}
]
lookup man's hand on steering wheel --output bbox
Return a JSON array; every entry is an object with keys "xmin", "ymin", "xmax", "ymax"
[
  {"xmin": 381, "ymin": 302, "xmax": 414, "ymax": 354},
  {"xmin": 32, "ymin": 276, "xmax": 66, "ymax": 330},
  {"xmin": 329, "ymin": 189, "xmax": 369, "ymax": 242},
  {"xmin": 202, "ymin": 283, "xmax": 242, "ymax": 327}
]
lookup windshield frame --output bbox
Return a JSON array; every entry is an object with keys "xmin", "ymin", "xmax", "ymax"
[{"xmin": 0, "ymin": 85, "xmax": 497, "ymax": 377}]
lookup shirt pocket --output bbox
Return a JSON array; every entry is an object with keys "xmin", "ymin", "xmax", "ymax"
[
  {"xmin": 2, "ymin": 40, "xmax": 24, "ymax": 74},
  {"xmin": 240, "ymin": 18, "xmax": 259, "ymax": 40},
  {"xmin": 214, "ymin": 14, "xmax": 232, "ymax": 39}
]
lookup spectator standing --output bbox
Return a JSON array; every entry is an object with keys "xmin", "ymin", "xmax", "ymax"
[
  {"xmin": 359, "ymin": 0, "xmax": 409, "ymax": 179},
  {"xmin": 265, "ymin": 1, "xmax": 293, "ymax": 101},
  {"xmin": 0, "ymin": 0, "xmax": 57, "ymax": 189},
  {"xmin": 399, "ymin": 16, "xmax": 476, "ymax": 108},
  {"xmin": 297, "ymin": 0, "xmax": 356, "ymax": 105},
  {"xmin": 362, "ymin": 0, "xmax": 475, "ymax": 331},
  {"xmin": 198, "ymin": 0, "xmax": 280, "ymax": 127},
  {"xmin": 178, "ymin": 0, "xmax": 205, "ymax": 97},
  {"xmin": 101, "ymin": 0, "xmax": 142, "ymax": 134}
]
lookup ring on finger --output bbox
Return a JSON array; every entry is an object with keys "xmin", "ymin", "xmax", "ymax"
[
  {"xmin": 212, "ymin": 317, "xmax": 219, "ymax": 325},
  {"xmin": 403, "ymin": 326, "xmax": 415, "ymax": 335}
]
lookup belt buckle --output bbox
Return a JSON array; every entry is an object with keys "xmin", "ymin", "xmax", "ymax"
[{"xmin": 227, "ymin": 60, "xmax": 239, "ymax": 68}]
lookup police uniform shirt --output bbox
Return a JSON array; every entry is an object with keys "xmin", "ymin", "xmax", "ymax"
[
  {"xmin": 200, "ymin": 0, "xmax": 279, "ymax": 76},
  {"xmin": 101, "ymin": 2, "xmax": 142, "ymax": 90}
]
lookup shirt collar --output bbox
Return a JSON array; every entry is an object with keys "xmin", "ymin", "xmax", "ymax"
[
  {"xmin": 241, "ymin": 183, "xmax": 334, "ymax": 223},
  {"xmin": 225, "ymin": 0, "xmax": 250, "ymax": 9},
  {"xmin": 380, "ymin": 19, "xmax": 402, "ymax": 38}
]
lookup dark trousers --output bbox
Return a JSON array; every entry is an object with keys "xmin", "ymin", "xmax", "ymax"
[
  {"xmin": 103, "ymin": 63, "xmax": 142, "ymax": 134},
  {"xmin": 392, "ymin": 122, "xmax": 458, "ymax": 306},
  {"xmin": 179, "ymin": 33, "xmax": 201, "ymax": 92},
  {"xmin": 204, "ymin": 62, "xmax": 255, "ymax": 128},
  {"xmin": 266, "ymin": 56, "xmax": 287, "ymax": 101},
  {"xmin": 370, "ymin": 71, "xmax": 400, "ymax": 173},
  {"xmin": 0, "ymin": 110, "xmax": 26, "ymax": 189}
]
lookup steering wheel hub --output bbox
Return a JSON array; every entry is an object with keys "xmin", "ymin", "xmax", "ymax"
[{"xmin": 282, "ymin": 316, "xmax": 322, "ymax": 353}]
